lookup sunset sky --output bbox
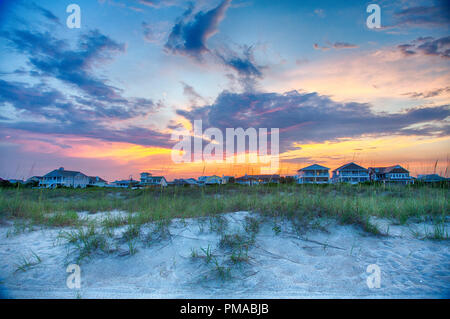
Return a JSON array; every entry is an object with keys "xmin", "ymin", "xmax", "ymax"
[{"xmin": 0, "ymin": 0, "xmax": 449, "ymax": 181}]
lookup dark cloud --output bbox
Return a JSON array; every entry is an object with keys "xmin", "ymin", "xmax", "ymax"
[
  {"xmin": 177, "ymin": 90, "xmax": 450, "ymax": 152},
  {"xmin": 214, "ymin": 45, "xmax": 263, "ymax": 91},
  {"xmin": 397, "ymin": 36, "xmax": 450, "ymax": 59},
  {"xmin": 403, "ymin": 87, "xmax": 450, "ymax": 99},
  {"xmin": 3, "ymin": 28, "xmax": 126, "ymax": 98},
  {"xmin": 180, "ymin": 81, "xmax": 207, "ymax": 105},
  {"xmin": 164, "ymin": 0, "xmax": 231, "ymax": 57},
  {"xmin": 0, "ymin": 78, "xmax": 172, "ymax": 147},
  {"xmin": 332, "ymin": 42, "xmax": 358, "ymax": 49},
  {"xmin": 314, "ymin": 42, "xmax": 358, "ymax": 51},
  {"xmin": 30, "ymin": 2, "xmax": 61, "ymax": 25},
  {"xmin": 393, "ymin": 1, "xmax": 450, "ymax": 28},
  {"xmin": 0, "ymin": 26, "xmax": 172, "ymax": 148}
]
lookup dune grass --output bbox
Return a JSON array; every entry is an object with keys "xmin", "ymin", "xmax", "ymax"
[{"xmin": 0, "ymin": 183, "xmax": 448, "ymax": 230}]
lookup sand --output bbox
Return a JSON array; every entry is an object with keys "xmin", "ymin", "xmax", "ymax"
[{"xmin": 0, "ymin": 211, "xmax": 449, "ymax": 298}]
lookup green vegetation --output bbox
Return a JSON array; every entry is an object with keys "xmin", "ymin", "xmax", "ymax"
[
  {"xmin": 0, "ymin": 183, "xmax": 448, "ymax": 230},
  {"xmin": 15, "ymin": 250, "xmax": 42, "ymax": 273}
]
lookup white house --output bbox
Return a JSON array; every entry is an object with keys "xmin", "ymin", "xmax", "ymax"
[
  {"xmin": 296, "ymin": 164, "xmax": 329, "ymax": 184},
  {"xmin": 40, "ymin": 167, "xmax": 90, "ymax": 188},
  {"xmin": 331, "ymin": 162, "xmax": 369, "ymax": 184},
  {"xmin": 140, "ymin": 172, "xmax": 168, "ymax": 187}
]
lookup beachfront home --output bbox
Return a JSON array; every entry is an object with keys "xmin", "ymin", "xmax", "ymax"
[
  {"xmin": 416, "ymin": 174, "xmax": 448, "ymax": 183},
  {"xmin": 368, "ymin": 165, "xmax": 413, "ymax": 185},
  {"xmin": 235, "ymin": 174, "xmax": 280, "ymax": 185},
  {"xmin": 8, "ymin": 179, "xmax": 24, "ymax": 184},
  {"xmin": 172, "ymin": 178, "xmax": 199, "ymax": 186},
  {"xmin": 110, "ymin": 179, "xmax": 139, "ymax": 188},
  {"xmin": 198, "ymin": 175, "xmax": 223, "ymax": 185},
  {"xmin": 25, "ymin": 176, "xmax": 43, "ymax": 184},
  {"xmin": 140, "ymin": 172, "xmax": 168, "ymax": 187},
  {"xmin": 296, "ymin": 164, "xmax": 330, "ymax": 184},
  {"xmin": 88, "ymin": 176, "xmax": 108, "ymax": 187},
  {"xmin": 221, "ymin": 175, "xmax": 234, "ymax": 184},
  {"xmin": 331, "ymin": 162, "xmax": 369, "ymax": 184},
  {"xmin": 40, "ymin": 167, "xmax": 90, "ymax": 188}
]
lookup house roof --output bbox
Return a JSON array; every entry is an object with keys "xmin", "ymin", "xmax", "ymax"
[
  {"xmin": 368, "ymin": 165, "xmax": 409, "ymax": 174},
  {"xmin": 333, "ymin": 162, "xmax": 367, "ymax": 172},
  {"xmin": 417, "ymin": 174, "xmax": 447, "ymax": 181},
  {"xmin": 113, "ymin": 179, "xmax": 139, "ymax": 184},
  {"xmin": 89, "ymin": 176, "xmax": 107, "ymax": 183},
  {"xmin": 44, "ymin": 168, "xmax": 87, "ymax": 178},
  {"xmin": 298, "ymin": 164, "xmax": 329, "ymax": 172},
  {"xmin": 236, "ymin": 174, "xmax": 280, "ymax": 181}
]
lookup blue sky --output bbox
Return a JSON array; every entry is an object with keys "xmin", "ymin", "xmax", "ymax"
[{"xmin": 0, "ymin": 0, "xmax": 449, "ymax": 180}]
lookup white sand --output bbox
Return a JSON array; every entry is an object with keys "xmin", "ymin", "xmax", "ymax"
[{"xmin": 0, "ymin": 211, "xmax": 449, "ymax": 298}]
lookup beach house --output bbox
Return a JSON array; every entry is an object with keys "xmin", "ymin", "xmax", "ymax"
[
  {"xmin": 296, "ymin": 164, "xmax": 330, "ymax": 184},
  {"xmin": 235, "ymin": 174, "xmax": 280, "ymax": 185},
  {"xmin": 88, "ymin": 176, "xmax": 108, "ymax": 187},
  {"xmin": 368, "ymin": 165, "xmax": 413, "ymax": 184},
  {"xmin": 140, "ymin": 172, "xmax": 168, "ymax": 187},
  {"xmin": 331, "ymin": 162, "xmax": 369, "ymax": 184},
  {"xmin": 40, "ymin": 167, "xmax": 90, "ymax": 188},
  {"xmin": 198, "ymin": 175, "xmax": 223, "ymax": 185}
]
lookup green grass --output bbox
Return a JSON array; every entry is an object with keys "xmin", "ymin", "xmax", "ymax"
[
  {"xmin": 0, "ymin": 183, "xmax": 448, "ymax": 232},
  {"xmin": 15, "ymin": 250, "xmax": 42, "ymax": 273}
]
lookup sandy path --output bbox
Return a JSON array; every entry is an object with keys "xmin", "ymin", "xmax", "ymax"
[{"xmin": 0, "ymin": 211, "xmax": 449, "ymax": 298}]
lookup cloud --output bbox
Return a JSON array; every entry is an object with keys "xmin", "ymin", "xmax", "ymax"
[
  {"xmin": 332, "ymin": 42, "xmax": 359, "ymax": 49},
  {"xmin": 164, "ymin": 0, "xmax": 232, "ymax": 58},
  {"xmin": 30, "ymin": 2, "xmax": 61, "ymax": 25},
  {"xmin": 393, "ymin": 1, "xmax": 450, "ymax": 28},
  {"xmin": 314, "ymin": 42, "xmax": 358, "ymax": 51},
  {"xmin": 3, "ymin": 28, "xmax": 126, "ymax": 98},
  {"xmin": 397, "ymin": 36, "xmax": 450, "ymax": 59},
  {"xmin": 403, "ymin": 86, "xmax": 450, "ymax": 99},
  {"xmin": 177, "ymin": 90, "xmax": 450, "ymax": 152},
  {"xmin": 180, "ymin": 81, "xmax": 207, "ymax": 105},
  {"xmin": 313, "ymin": 9, "xmax": 325, "ymax": 18},
  {"xmin": 214, "ymin": 44, "xmax": 264, "ymax": 91},
  {"xmin": 0, "ymin": 26, "xmax": 174, "ymax": 148},
  {"xmin": 142, "ymin": 21, "xmax": 168, "ymax": 44}
]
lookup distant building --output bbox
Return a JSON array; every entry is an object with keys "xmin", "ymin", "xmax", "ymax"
[
  {"xmin": 111, "ymin": 179, "xmax": 139, "ymax": 188},
  {"xmin": 221, "ymin": 175, "xmax": 234, "ymax": 184},
  {"xmin": 235, "ymin": 174, "xmax": 280, "ymax": 185},
  {"xmin": 296, "ymin": 164, "xmax": 329, "ymax": 184},
  {"xmin": 331, "ymin": 162, "xmax": 369, "ymax": 184},
  {"xmin": 172, "ymin": 178, "xmax": 199, "ymax": 186},
  {"xmin": 40, "ymin": 167, "xmax": 90, "ymax": 188},
  {"xmin": 8, "ymin": 179, "xmax": 24, "ymax": 184},
  {"xmin": 416, "ymin": 174, "xmax": 448, "ymax": 183},
  {"xmin": 25, "ymin": 176, "xmax": 43, "ymax": 184},
  {"xmin": 88, "ymin": 176, "xmax": 108, "ymax": 187},
  {"xmin": 368, "ymin": 165, "xmax": 413, "ymax": 185},
  {"xmin": 198, "ymin": 175, "xmax": 223, "ymax": 185},
  {"xmin": 140, "ymin": 172, "xmax": 167, "ymax": 187}
]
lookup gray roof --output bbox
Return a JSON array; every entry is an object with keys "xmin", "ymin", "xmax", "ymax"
[
  {"xmin": 44, "ymin": 168, "xmax": 87, "ymax": 178},
  {"xmin": 368, "ymin": 165, "xmax": 409, "ymax": 174},
  {"xmin": 298, "ymin": 164, "xmax": 329, "ymax": 171},
  {"xmin": 333, "ymin": 162, "xmax": 367, "ymax": 172}
]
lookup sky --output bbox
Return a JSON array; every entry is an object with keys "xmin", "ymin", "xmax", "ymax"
[{"xmin": 0, "ymin": 0, "xmax": 449, "ymax": 181}]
